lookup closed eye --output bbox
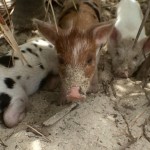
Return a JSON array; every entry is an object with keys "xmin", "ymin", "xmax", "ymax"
[
  {"xmin": 133, "ymin": 55, "xmax": 138, "ymax": 61},
  {"xmin": 116, "ymin": 51, "xmax": 119, "ymax": 56},
  {"xmin": 86, "ymin": 57, "xmax": 93, "ymax": 65}
]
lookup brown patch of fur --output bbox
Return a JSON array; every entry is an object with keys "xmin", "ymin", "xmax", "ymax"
[
  {"xmin": 55, "ymin": 28, "xmax": 96, "ymax": 79},
  {"xmin": 59, "ymin": 0, "xmax": 101, "ymax": 30}
]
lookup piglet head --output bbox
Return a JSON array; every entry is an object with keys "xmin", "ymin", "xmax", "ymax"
[
  {"xmin": 34, "ymin": 19, "xmax": 112, "ymax": 102},
  {"xmin": 108, "ymin": 28, "xmax": 150, "ymax": 78}
]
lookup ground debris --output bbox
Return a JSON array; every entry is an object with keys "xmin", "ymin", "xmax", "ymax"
[
  {"xmin": 43, "ymin": 103, "xmax": 79, "ymax": 126},
  {"xmin": 26, "ymin": 125, "xmax": 51, "ymax": 142}
]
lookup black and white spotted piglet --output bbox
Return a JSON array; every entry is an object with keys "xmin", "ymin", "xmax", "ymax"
[{"xmin": 0, "ymin": 38, "xmax": 58, "ymax": 128}]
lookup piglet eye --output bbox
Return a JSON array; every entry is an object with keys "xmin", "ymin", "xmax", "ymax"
[
  {"xmin": 133, "ymin": 55, "xmax": 138, "ymax": 61},
  {"xmin": 116, "ymin": 51, "xmax": 119, "ymax": 56},
  {"xmin": 86, "ymin": 57, "xmax": 93, "ymax": 65}
]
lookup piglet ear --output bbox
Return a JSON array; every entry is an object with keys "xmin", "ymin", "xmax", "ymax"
[
  {"xmin": 33, "ymin": 19, "xmax": 61, "ymax": 45},
  {"xmin": 108, "ymin": 27, "xmax": 122, "ymax": 47},
  {"xmin": 91, "ymin": 23, "xmax": 114, "ymax": 46},
  {"xmin": 143, "ymin": 37, "xmax": 150, "ymax": 56}
]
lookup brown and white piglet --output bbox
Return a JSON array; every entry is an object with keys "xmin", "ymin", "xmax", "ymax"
[
  {"xmin": 108, "ymin": 0, "xmax": 150, "ymax": 78},
  {"xmin": 34, "ymin": 0, "xmax": 113, "ymax": 103}
]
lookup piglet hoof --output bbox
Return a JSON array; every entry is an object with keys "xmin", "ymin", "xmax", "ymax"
[{"xmin": 3, "ymin": 111, "xmax": 26, "ymax": 128}]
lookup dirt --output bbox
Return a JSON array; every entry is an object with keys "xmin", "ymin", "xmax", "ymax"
[
  {"xmin": 1, "ymin": 0, "xmax": 150, "ymax": 150},
  {"xmin": 1, "ymin": 78, "xmax": 150, "ymax": 150}
]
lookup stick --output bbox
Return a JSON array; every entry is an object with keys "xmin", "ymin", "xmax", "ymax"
[
  {"xmin": 132, "ymin": 0, "xmax": 150, "ymax": 49},
  {"xmin": 48, "ymin": 0, "xmax": 58, "ymax": 32},
  {"xmin": 0, "ymin": 14, "xmax": 28, "ymax": 64},
  {"xmin": 0, "ymin": 138, "xmax": 7, "ymax": 147},
  {"xmin": 43, "ymin": 103, "xmax": 79, "ymax": 126},
  {"xmin": 27, "ymin": 125, "xmax": 51, "ymax": 142}
]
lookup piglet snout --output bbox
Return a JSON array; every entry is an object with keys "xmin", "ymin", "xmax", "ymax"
[
  {"xmin": 120, "ymin": 71, "xmax": 129, "ymax": 78},
  {"xmin": 117, "ymin": 68, "xmax": 129, "ymax": 78},
  {"xmin": 66, "ymin": 86, "xmax": 86, "ymax": 102}
]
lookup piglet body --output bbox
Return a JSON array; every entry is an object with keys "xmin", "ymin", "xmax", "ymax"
[
  {"xmin": 34, "ymin": 0, "xmax": 113, "ymax": 103},
  {"xmin": 0, "ymin": 38, "xmax": 58, "ymax": 127},
  {"xmin": 108, "ymin": 0, "xmax": 150, "ymax": 78}
]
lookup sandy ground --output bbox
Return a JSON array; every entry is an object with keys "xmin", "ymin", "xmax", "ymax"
[
  {"xmin": 1, "ymin": 77, "xmax": 150, "ymax": 150},
  {"xmin": 1, "ymin": 0, "xmax": 150, "ymax": 150}
]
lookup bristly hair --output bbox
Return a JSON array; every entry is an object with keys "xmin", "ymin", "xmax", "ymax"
[
  {"xmin": 55, "ymin": 27, "xmax": 95, "ymax": 53},
  {"xmin": 55, "ymin": 27, "xmax": 97, "ymax": 65}
]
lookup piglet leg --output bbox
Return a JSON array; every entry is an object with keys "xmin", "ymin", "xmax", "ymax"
[
  {"xmin": 87, "ymin": 68, "xmax": 99, "ymax": 94},
  {"xmin": 41, "ymin": 74, "xmax": 60, "ymax": 91},
  {"xmin": 3, "ymin": 91, "xmax": 28, "ymax": 128}
]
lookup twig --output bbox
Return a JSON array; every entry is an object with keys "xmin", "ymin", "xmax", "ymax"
[
  {"xmin": 142, "ymin": 118, "xmax": 150, "ymax": 143},
  {"xmin": 132, "ymin": 0, "xmax": 150, "ymax": 49},
  {"xmin": 44, "ymin": 1, "xmax": 50, "ymax": 21},
  {"xmin": 114, "ymin": 103, "xmax": 137, "ymax": 149},
  {"xmin": 71, "ymin": 0, "xmax": 77, "ymax": 10},
  {"xmin": 0, "ymin": 138, "xmax": 7, "ymax": 147},
  {"xmin": 120, "ymin": 115, "xmax": 137, "ymax": 150},
  {"xmin": 130, "ymin": 107, "xmax": 148, "ymax": 127},
  {"xmin": 26, "ymin": 125, "xmax": 51, "ymax": 142},
  {"xmin": 48, "ymin": 0, "xmax": 58, "ymax": 32},
  {"xmin": 0, "ymin": 14, "xmax": 27, "ymax": 64},
  {"xmin": 2, "ymin": 0, "xmax": 13, "ymax": 30},
  {"xmin": 43, "ymin": 103, "xmax": 79, "ymax": 126}
]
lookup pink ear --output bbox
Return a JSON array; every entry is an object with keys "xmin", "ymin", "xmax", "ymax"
[
  {"xmin": 109, "ymin": 27, "xmax": 122, "ymax": 45},
  {"xmin": 33, "ymin": 19, "xmax": 61, "ymax": 45},
  {"xmin": 143, "ymin": 37, "xmax": 150, "ymax": 55},
  {"xmin": 91, "ymin": 23, "xmax": 114, "ymax": 46}
]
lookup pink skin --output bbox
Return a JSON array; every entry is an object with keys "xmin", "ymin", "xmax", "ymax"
[
  {"xmin": 4, "ymin": 97, "xmax": 28, "ymax": 128},
  {"xmin": 66, "ymin": 86, "xmax": 86, "ymax": 101},
  {"xmin": 108, "ymin": 28, "xmax": 150, "ymax": 78}
]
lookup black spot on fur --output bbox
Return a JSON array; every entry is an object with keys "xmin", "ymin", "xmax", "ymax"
[
  {"xmin": 14, "ymin": 57, "xmax": 19, "ymax": 60},
  {"xmin": 4, "ymin": 78, "xmax": 15, "ymax": 89},
  {"xmin": 27, "ymin": 64, "xmax": 32, "ymax": 68},
  {"xmin": 33, "ymin": 44, "xmax": 38, "ymax": 47},
  {"xmin": 39, "ymin": 48, "xmax": 43, "ymax": 52},
  {"xmin": 16, "ymin": 76, "xmax": 21, "ymax": 80},
  {"xmin": 0, "ymin": 93, "xmax": 11, "ymax": 110},
  {"xmin": 0, "ymin": 55, "xmax": 14, "ymax": 68},
  {"xmin": 21, "ymin": 50, "xmax": 26, "ymax": 53},
  {"xmin": 26, "ymin": 48, "xmax": 39, "ymax": 57},
  {"xmin": 39, "ymin": 64, "xmax": 45, "ymax": 70}
]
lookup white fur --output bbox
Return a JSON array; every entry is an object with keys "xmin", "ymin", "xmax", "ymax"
[
  {"xmin": 115, "ymin": 0, "xmax": 146, "ymax": 40},
  {"xmin": 0, "ymin": 38, "xmax": 58, "ymax": 127},
  {"xmin": 72, "ymin": 40, "xmax": 87, "ymax": 65}
]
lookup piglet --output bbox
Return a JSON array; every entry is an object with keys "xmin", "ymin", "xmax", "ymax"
[
  {"xmin": 0, "ymin": 38, "xmax": 58, "ymax": 127},
  {"xmin": 108, "ymin": 0, "xmax": 150, "ymax": 78},
  {"xmin": 34, "ymin": 0, "xmax": 113, "ymax": 103}
]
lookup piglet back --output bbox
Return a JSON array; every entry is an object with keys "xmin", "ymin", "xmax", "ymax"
[{"xmin": 115, "ymin": 0, "xmax": 146, "ymax": 40}]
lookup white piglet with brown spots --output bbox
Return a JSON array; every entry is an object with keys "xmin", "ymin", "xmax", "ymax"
[{"xmin": 0, "ymin": 38, "xmax": 58, "ymax": 127}]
